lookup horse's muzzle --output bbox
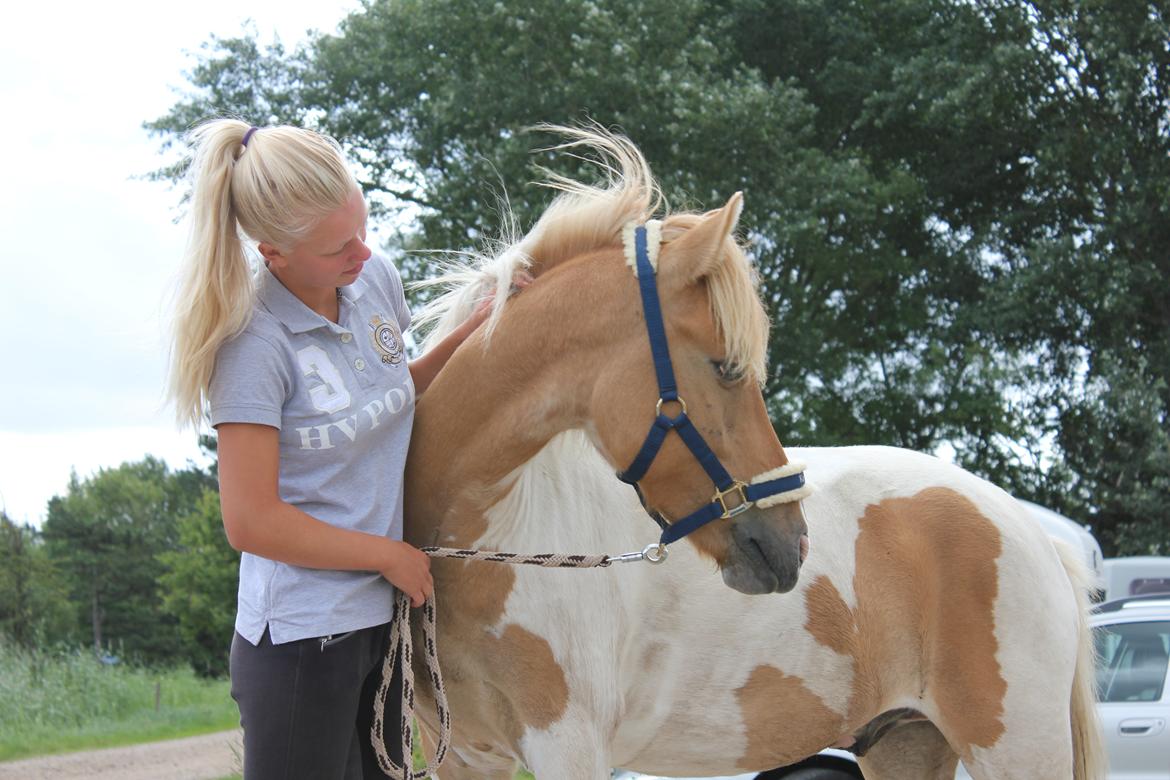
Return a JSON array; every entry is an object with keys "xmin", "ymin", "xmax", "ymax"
[{"xmin": 721, "ymin": 507, "xmax": 808, "ymax": 595}]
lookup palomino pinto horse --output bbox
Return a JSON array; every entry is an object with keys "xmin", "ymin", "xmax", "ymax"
[{"xmin": 402, "ymin": 129, "xmax": 1105, "ymax": 780}]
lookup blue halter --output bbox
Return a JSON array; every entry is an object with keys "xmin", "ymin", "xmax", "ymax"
[{"xmin": 616, "ymin": 224, "xmax": 807, "ymax": 546}]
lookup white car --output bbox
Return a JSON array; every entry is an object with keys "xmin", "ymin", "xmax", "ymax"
[
  {"xmin": 1092, "ymin": 594, "xmax": 1170, "ymax": 779},
  {"xmin": 613, "ymin": 596, "xmax": 1170, "ymax": 780}
]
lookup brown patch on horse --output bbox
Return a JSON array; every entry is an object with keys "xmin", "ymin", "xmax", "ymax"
[
  {"xmin": 480, "ymin": 623, "xmax": 571, "ymax": 735},
  {"xmin": 409, "ymin": 487, "xmax": 519, "ymax": 628},
  {"xmin": 735, "ymin": 664, "xmax": 848, "ymax": 769},
  {"xmin": 804, "ymin": 574, "xmax": 858, "ymax": 658},
  {"xmin": 804, "ymin": 487, "xmax": 1007, "ymax": 759}
]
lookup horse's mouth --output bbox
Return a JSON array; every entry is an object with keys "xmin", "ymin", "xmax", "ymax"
[{"xmin": 721, "ymin": 513, "xmax": 806, "ymax": 594}]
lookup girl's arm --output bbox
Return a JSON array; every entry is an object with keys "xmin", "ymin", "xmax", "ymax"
[{"xmin": 216, "ymin": 422, "xmax": 433, "ymax": 606}]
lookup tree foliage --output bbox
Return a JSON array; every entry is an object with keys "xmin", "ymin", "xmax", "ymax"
[
  {"xmin": 0, "ymin": 512, "xmax": 72, "ymax": 646},
  {"xmin": 158, "ymin": 488, "xmax": 239, "ymax": 678},
  {"xmin": 40, "ymin": 457, "xmax": 214, "ymax": 665},
  {"xmin": 148, "ymin": 0, "xmax": 1169, "ymax": 554}
]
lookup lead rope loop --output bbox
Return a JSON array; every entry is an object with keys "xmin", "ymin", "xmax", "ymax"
[{"xmin": 370, "ymin": 546, "xmax": 614, "ymax": 778}]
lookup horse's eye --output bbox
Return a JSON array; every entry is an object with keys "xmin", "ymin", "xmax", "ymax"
[{"xmin": 712, "ymin": 360, "xmax": 743, "ymax": 384}]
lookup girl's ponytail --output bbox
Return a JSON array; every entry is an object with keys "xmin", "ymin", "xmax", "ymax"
[{"xmin": 166, "ymin": 119, "xmax": 355, "ymax": 428}]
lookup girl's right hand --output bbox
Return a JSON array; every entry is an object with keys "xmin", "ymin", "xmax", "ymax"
[{"xmin": 380, "ymin": 541, "xmax": 433, "ymax": 607}]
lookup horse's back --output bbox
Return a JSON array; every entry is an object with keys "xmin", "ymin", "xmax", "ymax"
[{"xmin": 794, "ymin": 444, "xmax": 1069, "ymax": 586}]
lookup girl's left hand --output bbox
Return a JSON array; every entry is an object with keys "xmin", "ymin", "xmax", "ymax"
[{"xmin": 465, "ymin": 271, "xmax": 533, "ymax": 332}]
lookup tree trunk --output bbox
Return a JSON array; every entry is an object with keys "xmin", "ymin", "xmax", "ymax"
[{"xmin": 91, "ymin": 585, "xmax": 102, "ymax": 656}]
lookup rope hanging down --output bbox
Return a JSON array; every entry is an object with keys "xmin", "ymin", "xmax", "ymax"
[{"xmin": 369, "ymin": 545, "xmax": 619, "ymax": 779}]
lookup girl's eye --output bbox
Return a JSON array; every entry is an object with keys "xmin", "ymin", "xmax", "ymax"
[{"xmin": 712, "ymin": 360, "xmax": 743, "ymax": 383}]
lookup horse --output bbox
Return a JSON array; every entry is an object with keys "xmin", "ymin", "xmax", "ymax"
[{"xmin": 401, "ymin": 127, "xmax": 1105, "ymax": 780}]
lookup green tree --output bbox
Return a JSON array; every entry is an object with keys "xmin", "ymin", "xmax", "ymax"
[
  {"xmin": 0, "ymin": 512, "xmax": 72, "ymax": 646},
  {"xmin": 148, "ymin": 0, "xmax": 1170, "ymax": 554},
  {"xmin": 158, "ymin": 488, "xmax": 239, "ymax": 678},
  {"xmin": 1002, "ymin": 1, "xmax": 1170, "ymax": 554},
  {"xmin": 41, "ymin": 458, "xmax": 197, "ymax": 664}
]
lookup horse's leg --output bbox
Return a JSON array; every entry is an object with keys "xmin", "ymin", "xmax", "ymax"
[
  {"xmin": 432, "ymin": 746, "xmax": 518, "ymax": 780},
  {"xmin": 415, "ymin": 722, "xmax": 518, "ymax": 780},
  {"xmin": 928, "ymin": 587, "xmax": 1081, "ymax": 779},
  {"xmin": 951, "ymin": 544, "xmax": 1103, "ymax": 780},
  {"xmin": 521, "ymin": 721, "xmax": 611, "ymax": 780},
  {"xmin": 922, "ymin": 669, "xmax": 1076, "ymax": 780},
  {"xmin": 856, "ymin": 720, "xmax": 959, "ymax": 780},
  {"xmin": 952, "ymin": 711, "xmax": 1075, "ymax": 780}
]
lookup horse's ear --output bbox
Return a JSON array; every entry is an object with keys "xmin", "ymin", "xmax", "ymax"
[{"xmin": 663, "ymin": 192, "xmax": 744, "ymax": 285}]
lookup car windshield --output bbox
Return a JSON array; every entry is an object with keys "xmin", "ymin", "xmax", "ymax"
[{"xmin": 1095, "ymin": 620, "xmax": 1170, "ymax": 703}]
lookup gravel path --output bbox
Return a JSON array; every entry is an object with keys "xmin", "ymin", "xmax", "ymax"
[{"xmin": 0, "ymin": 729, "xmax": 243, "ymax": 780}]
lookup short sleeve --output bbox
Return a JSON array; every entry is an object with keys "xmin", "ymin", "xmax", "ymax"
[{"xmin": 209, "ymin": 331, "xmax": 291, "ymax": 429}]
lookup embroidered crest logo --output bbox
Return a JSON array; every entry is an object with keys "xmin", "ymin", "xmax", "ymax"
[{"xmin": 369, "ymin": 315, "xmax": 404, "ymax": 365}]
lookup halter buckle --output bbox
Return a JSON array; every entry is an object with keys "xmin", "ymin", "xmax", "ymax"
[{"xmin": 714, "ymin": 481, "xmax": 751, "ymax": 519}]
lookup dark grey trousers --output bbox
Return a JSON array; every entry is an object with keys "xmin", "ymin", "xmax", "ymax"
[{"xmin": 229, "ymin": 620, "xmax": 404, "ymax": 779}]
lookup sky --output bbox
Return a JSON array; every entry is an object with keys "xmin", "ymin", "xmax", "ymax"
[{"xmin": 0, "ymin": 0, "xmax": 366, "ymax": 527}]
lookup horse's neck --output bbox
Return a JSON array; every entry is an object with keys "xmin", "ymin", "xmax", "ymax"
[
  {"xmin": 407, "ymin": 421, "xmax": 647, "ymax": 554},
  {"xmin": 476, "ymin": 430, "xmax": 648, "ymax": 552},
  {"xmin": 405, "ymin": 255, "xmax": 637, "ymax": 550},
  {"xmin": 404, "ymin": 323, "xmax": 594, "ymax": 549}
]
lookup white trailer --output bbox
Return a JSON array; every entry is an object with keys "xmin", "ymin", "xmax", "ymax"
[{"xmin": 1102, "ymin": 556, "xmax": 1170, "ymax": 601}]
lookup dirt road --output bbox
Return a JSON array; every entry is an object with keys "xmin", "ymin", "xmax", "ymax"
[{"xmin": 0, "ymin": 729, "xmax": 243, "ymax": 780}]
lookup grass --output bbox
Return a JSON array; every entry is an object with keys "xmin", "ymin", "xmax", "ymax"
[
  {"xmin": 0, "ymin": 640, "xmax": 238, "ymax": 762},
  {"xmin": 0, "ymin": 640, "xmax": 539, "ymax": 777}
]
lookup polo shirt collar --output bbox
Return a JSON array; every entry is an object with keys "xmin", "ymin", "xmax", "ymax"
[{"xmin": 256, "ymin": 263, "xmax": 370, "ymax": 334}]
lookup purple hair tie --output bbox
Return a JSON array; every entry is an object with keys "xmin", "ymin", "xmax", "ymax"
[{"xmin": 241, "ymin": 126, "xmax": 259, "ymax": 148}]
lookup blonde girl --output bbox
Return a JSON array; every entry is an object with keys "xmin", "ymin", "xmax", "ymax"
[{"xmin": 167, "ymin": 119, "xmax": 490, "ymax": 778}]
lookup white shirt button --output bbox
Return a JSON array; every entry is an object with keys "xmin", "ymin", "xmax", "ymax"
[
  {"xmin": 340, "ymin": 333, "xmax": 352, "ymax": 343},
  {"xmin": 354, "ymin": 358, "xmax": 366, "ymax": 371}
]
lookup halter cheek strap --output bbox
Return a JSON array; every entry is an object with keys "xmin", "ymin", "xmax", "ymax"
[{"xmin": 616, "ymin": 223, "xmax": 810, "ymax": 546}]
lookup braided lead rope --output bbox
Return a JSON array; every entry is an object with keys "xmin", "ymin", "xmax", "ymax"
[
  {"xmin": 370, "ymin": 545, "xmax": 621, "ymax": 778},
  {"xmin": 423, "ymin": 546, "xmax": 613, "ymax": 568}
]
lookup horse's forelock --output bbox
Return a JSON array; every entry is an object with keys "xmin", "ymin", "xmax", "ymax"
[{"xmin": 659, "ymin": 215, "xmax": 770, "ymax": 386}]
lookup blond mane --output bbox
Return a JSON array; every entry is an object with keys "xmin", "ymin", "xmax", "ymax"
[{"xmin": 414, "ymin": 125, "xmax": 769, "ymax": 383}]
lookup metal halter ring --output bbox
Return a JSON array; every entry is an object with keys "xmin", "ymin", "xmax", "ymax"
[
  {"xmin": 655, "ymin": 396, "xmax": 688, "ymax": 418},
  {"xmin": 606, "ymin": 543, "xmax": 670, "ymax": 565},
  {"xmin": 642, "ymin": 543, "xmax": 669, "ymax": 564}
]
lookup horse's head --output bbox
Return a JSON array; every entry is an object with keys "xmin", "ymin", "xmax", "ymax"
[
  {"xmin": 415, "ymin": 126, "xmax": 809, "ymax": 595},
  {"xmin": 581, "ymin": 192, "xmax": 809, "ymax": 594}
]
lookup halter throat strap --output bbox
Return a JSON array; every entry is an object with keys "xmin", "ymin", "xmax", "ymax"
[{"xmin": 616, "ymin": 223, "xmax": 808, "ymax": 545}]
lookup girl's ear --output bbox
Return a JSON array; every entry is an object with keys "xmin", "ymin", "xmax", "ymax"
[
  {"xmin": 660, "ymin": 192, "xmax": 744, "ymax": 287},
  {"xmin": 257, "ymin": 242, "xmax": 285, "ymax": 269}
]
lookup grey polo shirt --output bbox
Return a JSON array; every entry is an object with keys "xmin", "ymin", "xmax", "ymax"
[{"xmin": 209, "ymin": 254, "xmax": 414, "ymax": 645}]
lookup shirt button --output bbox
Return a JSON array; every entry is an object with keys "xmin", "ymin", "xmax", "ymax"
[
  {"xmin": 340, "ymin": 333, "xmax": 352, "ymax": 343},
  {"xmin": 354, "ymin": 358, "xmax": 366, "ymax": 371}
]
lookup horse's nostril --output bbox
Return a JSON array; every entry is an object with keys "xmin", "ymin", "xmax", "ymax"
[{"xmin": 799, "ymin": 534, "xmax": 810, "ymax": 564}]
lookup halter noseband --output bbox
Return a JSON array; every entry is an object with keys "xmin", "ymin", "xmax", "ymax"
[{"xmin": 616, "ymin": 222, "xmax": 809, "ymax": 547}]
